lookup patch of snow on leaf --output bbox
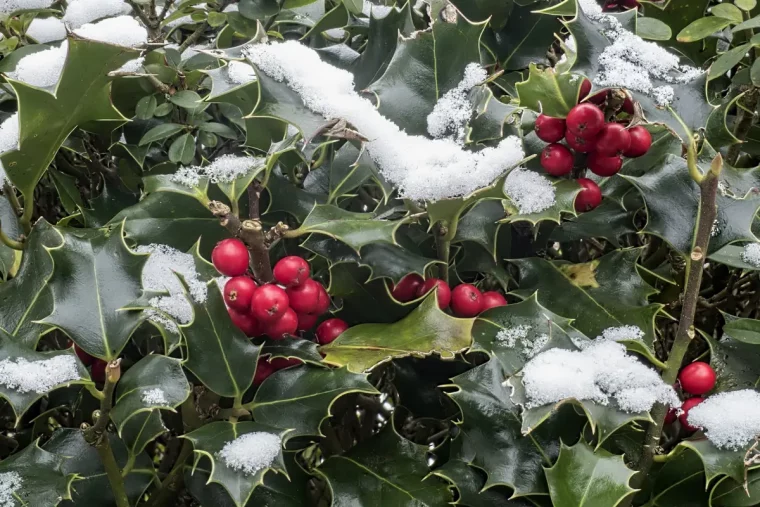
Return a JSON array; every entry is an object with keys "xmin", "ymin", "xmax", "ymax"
[
  {"xmin": 243, "ymin": 41, "xmax": 524, "ymax": 202},
  {"xmin": 495, "ymin": 325, "xmax": 548, "ymax": 357},
  {"xmin": 427, "ymin": 62, "xmax": 487, "ymax": 143},
  {"xmin": 687, "ymin": 390, "xmax": 760, "ymax": 450},
  {"xmin": 503, "ymin": 168, "xmax": 556, "ymax": 214},
  {"xmin": 118, "ymin": 57, "xmax": 145, "ymax": 73},
  {"xmin": 362, "ymin": 0, "xmax": 393, "ymax": 17},
  {"xmin": 226, "ymin": 61, "xmax": 257, "ymax": 85},
  {"xmin": 63, "ymin": 0, "xmax": 131, "ymax": 29},
  {"xmin": 0, "ymin": 114, "xmax": 19, "ymax": 154},
  {"xmin": 0, "ymin": 355, "xmax": 79, "ymax": 393},
  {"xmin": 0, "ymin": 0, "xmax": 52, "ymax": 13},
  {"xmin": 223, "ymin": 4, "xmax": 238, "ymax": 13},
  {"xmin": 598, "ymin": 325, "xmax": 644, "ymax": 342},
  {"xmin": 74, "ymin": 15, "xmax": 148, "ymax": 47},
  {"xmin": 521, "ymin": 340, "xmax": 678, "ymax": 413},
  {"xmin": 0, "ymin": 472, "xmax": 21, "ymax": 507},
  {"xmin": 217, "ymin": 432, "xmax": 282, "ymax": 475},
  {"xmin": 27, "ymin": 17, "xmax": 66, "ymax": 43},
  {"xmin": 577, "ymin": 0, "xmax": 702, "ymax": 106},
  {"xmin": 9, "ymin": 42, "xmax": 68, "ymax": 88},
  {"xmin": 741, "ymin": 243, "xmax": 760, "ymax": 268},
  {"xmin": 172, "ymin": 154, "xmax": 262, "ymax": 187},
  {"xmin": 142, "ymin": 388, "xmax": 168, "ymax": 406}
]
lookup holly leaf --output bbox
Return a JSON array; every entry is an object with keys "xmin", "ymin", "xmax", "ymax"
[
  {"xmin": 453, "ymin": 200, "xmax": 505, "ymax": 258},
  {"xmin": 321, "ymin": 294, "xmax": 473, "ymax": 372},
  {"xmin": 325, "ymin": 143, "xmax": 374, "ymax": 204},
  {"xmin": 485, "ymin": 3, "xmax": 562, "ymax": 70},
  {"xmin": 648, "ymin": 445, "xmax": 709, "ymax": 506},
  {"xmin": 202, "ymin": 64, "xmax": 260, "ymax": 116},
  {"xmin": 549, "ymin": 198, "xmax": 639, "ymax": 247},
  {"xmin": 622, "ymin": 155, "xmax": 760, "ymax": 256},
  {"xmin": 710, "ymin": 467, "xmax": 760, "ymax": 506},
  {"xmin": 119, "ymin": 411, "xmax": 167, "ymax": 462},
  {"xmin": 707, "ymin": 314, "xmax": 760, "ymax": 391},
  {"xmin": 184, "ymin": 421, "xmax": 289, "ymax": 507},
  {"xmin": 316, "ymin": 423, "xmax": 452, "ymax": 506},
  {"xmin": 264, "ymin": 170, "xmax": 325, "ymax": 222},
  {"xmin": 182, "ymin": 280, "xmax": 260, "ymax": 399},
  {"xmin": 0, "ymin": 441, "xmax": 76, "ymax": 507},
  {"xmin": 260, "ymin": 337, "xmax": 326, "ymax": 366},
  {"xmin": 431, "ymin": 459, "xmax": 524, "ymax": 507},
  {"xmin": 503, "ymin": 178, "xmax": 582, "ymax": 225},
  {"xmin": 1, "ymin": 39, "xmax": 137, "ymax": 209},
  {"xmin": 515, "ymin": 64, "xmax": 582, "ymax": 118},
  {"xmin": 41, "ymin": 224, "xmax": 145, "ymax": 360},
  {"xmin": 544, "ymin": 441, "xmax": 636, "ymax": 507},
  {"xmin": 0, "ymin": 219, "xmax": 62, "ymax": 348},
  {"xmin": 250, "ymin": 364, "xmax": 378, "ymax": 439},
  {"xmin": 0, "ymin": 194, "xmax": 21, "ymax": 280},
  {"xmin": 710, "ymin": 244, "xmax": 760, "ymax": 270},
  {"xmin": 680, "ymin": 440, "xmax": 745, "ymax": 484}
]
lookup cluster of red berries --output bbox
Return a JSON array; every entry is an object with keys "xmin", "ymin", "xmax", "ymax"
[
  {"xmin": 535, "ymin": 82, "xmax": 652, "ymax": 213},
  {"xmin": 390, "ymin": 273, "xmax": 507, "ymax": 317},
  {"xmin": 665, "ymin": 361, "xmax": 717, "ymax": 431}
]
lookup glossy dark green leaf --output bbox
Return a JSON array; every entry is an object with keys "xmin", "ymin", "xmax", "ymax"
[
  {"xmin": 453, "ymin": 200, "xmax": 504, "ymax": 258},
  {"xmin": 515, "ymin": 64, "xmax": 582, "ymax": 118},
  {"xmin": 326, "ymin": 143, "xmax": 373, "ymax": 203},
  {"xmin": 41, "ymin": 224, "xmax": 145, "ymax": 360},
  {"xmin": 316, "ymin": 423, "xmax": 451, "ymax": 506},
  {"xmin": 708, "ymin": 43, "xmax": 752, "ymax": 81},
  {"xmin": 49, "ymin": 168, "xmax": 84, "ymax": 216},
  {"xmin": 168, "ymin": 133, "xmax": 196, "ymax": 164},
  {"xmin": 710, "ymin": 467, "xmax": 760, "ymax": 506},
  {"xmin": 203, "ymin": 64, "xmax": 260, "ymax": 116},
  {"xmin": 250, "ymin": 364, "xmax": 377, "ymax": 439},
  {"xmin": 138, "ymin": 123, "xmax": 185, "ymax": 146},
  {"xmin": 431, "ymin": 460, "xmax": 523, "ymax": 507},
  {"xmin": 169, "ymin": 90, "xmax": 206, "ymax": 110},
  {"xmin": 321, "ymin": 294, "xmax": 473, "ymax": 372},
  {"xmin": 707, "ymin": 314, "xmax": 760, "ymax": 391},
  {"xmin": 648, "ymin": 446, "xmax": 709, "ymax": 506},
  {"xmin": 680, "ymin": 439, "xmax": 745, "ymax": 484},
  {"xmin": 550, "ymin": 198, "xmax": 638, "ymax": 247},
  {"xmin": 135, "ymin": 95, "xmax": 158, "ymax": 120},
  {"xmin": 184, "ymin": 421, "xmax": 289, "ymax": 507},
  {"xmin": 677, "ymin": 17, "xmax": 733, "ymax": 42},
  {"xmin": 264, "ymin": 171, "xmax": 325, "ymax": 222},
  {"xmin": 486, "ymin": 3, "xmax": 561, "ymax": 70},
  {"xmin": 0, "ymin": 194, "xmax": 20, "ymax": 280},
  {"xmin": 260, "ymin": 337, "xmax": 325, "ymax": 366},
  {"xmin": 503, "ymin": 177, "xmax": 582, "ymax": 225},
  {"xmin": 119, "ymin": 411, "xmax": 166, "ymax": 461},
  {"xmin": 80, "ymin": 180, "xmax": 139, "ymax": 228},
  {"xmin": 0, "ymin": 441, "xmax": 76, "ymax": 507},
  {"xmin": 545, "ymin": 441, "xmax": 636, "ymax": 507}
]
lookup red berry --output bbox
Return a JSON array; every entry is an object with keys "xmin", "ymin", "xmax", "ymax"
[
  {"xmin": 587, "ymin": 152, "xmax": 623, "ymax": 177},
  {"xmin": 253, "ymin": 358, "xmax": 276, "ymax": 386},
  {"xmin": 622, "ymin": 96, "xmax": 634, "ymax": 115},
  {"xmin": 678, "ymin": 362, "xmax": 716, "ymax": 395},
  {"xmin": 566, "ymin": 103, "xmax": 604, "ymax": 137},
  {"xmin": 623, "ymin": 126, "xmax": 652, "ymax": 158},
  {"xmin": 679, "ymin": 397, "xmax": 705, "ymax": 431},
  {"xmin": 535, "ymin": 115, "xmax": 566, "ymax": 143},
  {"xmin": 91, "ymin": 360, "xmax": 107, "ymax": 383},
  {"xmin": 391, "ymin": 273, "xmax": 424, "ymax": 302},
  {"xmin": 224, "ymin": 276, "xmax": 257, "ymax": 312},
  {"xmin": 316, "ymin": 318, "xmax": 349, "ymax": 345},
  {"xmin": 594, "ymin": 123, "xmax": 631, "ymax": 156},
  {"xmin": 211, "ymin": 238, "xmax": 249, "ymax": 276},
  {"xmin": 250, "ymin": 284, "xmax": 289, "ymax": 323},
  {"xmin": 297, "ymin": 312, "xmax": 319, "ymax": 331},
  {"xmin": 589, "ymin": 90, "xmax": 608, "ymax": 105},
  {"xmin": 228, "ymin": 307, "xmax": 259, "ymax": 336},
  {"xmin": 313, "ymin": 282, "xmax": 331, "ymax": 315},
  {"xmin": 565, "ymin": 131, "xmax": 596, "ymax": 154},
  {"xmin": 481, "ymin": 291, "xmax": 507, "ymax": 311},
  {"xmin": 579, "ymin": 79, "xmax": 592, "ymax": 101},
  {"xmin": 263, "ymin": 308, "xmax": 298, "ymax": 339},
  {"xmin": 540, "ymin": 144, "xmax": 574, "ymax": 176},
  {"xmin": 621, "ymin": 0, "xmax": 639, "ymax": 8},
  {"xmin": 664, "ymin": 407, "xmax": 677, "ymax": 425},
  {"xmin": 270, "ymin": 357, "xmax": 302, "ymax": 369},
  {"xmin": 575, "ymin": 178, "xmax": 602, "ymax": 212},
  {"xmin": 273, "ymin": 256, "xmax": 310, "ymax": 287},
  {"xmin": 450, "ymin": 284, "xmax": 483, "ymax": 317},
  {"xmin": 417, "ymin": 278, "xmax": 451, "ymax": 309},
  {"xmin": 286, "ymin": 278, "xmax": 321, "ymax": 314},
  {"xmin": 75, "ymin": 344, "xmax": 94, "ymax": 366}
]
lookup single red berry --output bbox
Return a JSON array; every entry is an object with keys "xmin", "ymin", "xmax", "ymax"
[
  {"xmin": 540, "ymin": 144, "xmax": 574, "ymax": 176},
  {"xmin": 589, "ymin": 90, "xmax": 608, "ymax": 105},
  {"xmin": 575, "ymin": 178, "xmax": 602, "ymax": 212},
  {"xmin": 535, "ymin": 115, "xmax": 567, "ymax": 143},
  {"xmin": 594, "ymin": 123, "xmax": 631, "ymax": 156},
  {"xmin": 622, "ymin": 96, "xmax": 634, "ymax": 115},
  {"xmin": 391, "ymin": 273, "xmax": 424, "ymax": 302},
  {"xmin": 481, "ymin": 291, "xmax": 508, "ymax": 311},
  {"xmin": 587, "ymin": 152, "xmax": 623, "ymax": 177},
  {"xmin": 450, "ymin": 284, "xmax": 483, "ymax": 317},
  {"xmin": 417, "ymin": 278, "xmax": 451, "ymax": 309},
  {"xmin": 253, "ymin": 358, "xmax": 276, "ymax": 386},
  {"xmin": 228, "ymin": 307, "xmax": 259, "ymax": 336},
  {"xmin": 91, "ymin": 360, "xmax": 107, "ymax": 383},
  {"xmin": 566, "ymin": 103, "xmax": 604, "ymax": 137},
  {"xmin": 623, "ymin": 126, "xmax": 652, "ymax": 158},
  {"xmin": 263, "ymin": 308, "xmax": 298, "ymax": 339},
  {"xmin": 316, "ymin": 318, "xmax": 349, "ymax": 345},
  {"xmin": 273, "ymin": 256, "xmax": 311, "ymax": 287},
  {"xmin": 313, "ymin": 282, "xmax": 331, "ymax": 315},
  {"xmin": 579, "ymin": 79, "xmax": 592, "ymax": 101},
  {"xmin": 565, "ymin": 130, "xmax": 596, "ymax": 153},
  {"xmin": 297, "ymin": 312, "xmax": 319, "ymax": 331},
  {"xmin": 678, "ymin": 362, "xmax": 716, "ymax": 395},
  {"xmin": 270, "ymin": 357, "xmax": 302, "ymax": 370},
  {"xmin": 224, "ymin": 276, "xmax": 257, "ymax": 312},
  {"xmin": 286, "ymin": 278, "xmax": 321, "ymax": 314},
  {"xmin": 250, "ymin": 284, "xmax": 289, "ymax": 323},
  {"xmin": 74, "ymin": 344, "xmax": 94, "ymax": 366},
  {"xmin": 664, "ymin": 407, "xmax": 678, "ymax": 425},
  {"xmin": 211, "ymin": 238, "xmax": 249, "ymax": 276},
  {"xmin": 679, "ymin": 397, "xmax": 705, "ymax": 431}
]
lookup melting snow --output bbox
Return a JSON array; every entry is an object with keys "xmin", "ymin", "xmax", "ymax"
[
  {"xmin": 63, "ymin": 0, "xmax": 131, "ymax": 29},
  {"xmin": 74, "ymin": 16, "xmax": 148, "ymax": 47},
  {"xmin": 142, "ymin": 388, "xmax": 168, "ymax": 406},
  {"xmin": 0, "ymin": 472, "xmax": 22, "ymax": 507},
  {"xmin": 217, "ymin": 432, "xmax": 282, "ymax": 475},
  {"xmin": 226, "ymin": 61, "xmax": 257, "ymax": 85},
  {"xmin": 0, "ymin": 355, "xmax": 80, "ymax": 393},
  {"xmin": 503, "ymin": 168, "xmax": 556, "ymax": 214},
  {"xmin": 171, "ymin": 154, "xmax": 262, "ymax": 187},
  {"xmin": 687, "ymin": 390, "xmax": 760, "ymax": 450},
  {"xmin": 26, "ymin": 17, "xmax": 67, "ymax": 43},
  {"xmin": 8, "ymin": 42, "xmax": 68, "ymax": 88},
  {"xmin": 741, "ymin": 243, "xmax": 760, "ymax": 268},
  {"xmin": 427, "ymin": 63, "xmax": 487, "ymax": 143}
]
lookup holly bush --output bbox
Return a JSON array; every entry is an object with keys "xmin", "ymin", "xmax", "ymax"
[{"xmin": 3, "ymin": 0, "xmax": 760, "ymax": 506}]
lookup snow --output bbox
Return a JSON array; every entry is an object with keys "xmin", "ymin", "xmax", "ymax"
[
  {"xmin": 63, "ymin": 0, "xmax": 131, "ymax": 29},
  {"xmin": 117, "ymin": 57, "xmax": 145, "ymax": 73},
  {"xmin": 0, "ymin": 355, "xmax": 79, "ymax": 394},
  {"xmin": 172, "ymin": 155, "xmax": 263, "ymax": 187},
  {"xmin": 135, "ymin": 244, "xmax": 209, "ymax": 331},
  {"xmin": 226, "ymin": 61, "xmax": 257, "ymax": 85},
  {"xmin": 142, "ymin": 388, "xmax": 168, "ymax": 406},
  {"xmin": 687, "ymin": 390, "xmax": 760, "ymax": 450},
  {"xmin": 27, "ymin": 17, "xmax": 67, "ymax": 43},
  {"xmin": 243, "ymin": 41, "xmax": 524, "ymax": 202},
  {"xmin": 362, "ymin": 1, "xmax": 393, "ymax": 17},
  {"xmin": 495, "ymin": 325, "xmax": 549, "ymax": 358},
  {"xmin": 74, "ymin": 16, "xmax": 148, "ymax": 47},
  {"xmin": 8, "ymin": 42, "xmax": 67, "ymax": 89},
  {"xmin": 577, "ymin": 0, "xmax": 702, "ymax": 106},
  {"xmin": 0, "ymin": 0, "xmax": 52, "ymax": 13},
  {"xmin": 0, "ymin": 113, "xmax": 19, "ymax": 186},
  {"xmin": 0, "ymin": 472, "xmax": 21, "ymax": 507},
  {"xmin": 741, "ymin": 243, "xmax": 760, "ymax": 268},
  {"xmin": 426, "ymin": 63, "xmax": 487, "ymax": 143},
  {"xmin": 597, "ymin": 325, "xmax": 644, "ymax": 342},
  {"xmin": 521, "ymin": 340, "xmax": 679, "ymax": 413},
  {"xmin": 216, "ymin": 432, "xmax": 282, "ymax": 475},
  {"xmin": 503, "ymin": 168, "xmax": 556, "ymax": 214},
  {"xmin": 223, "ymin": 4, "xmax": 239, "ymax": 13}
]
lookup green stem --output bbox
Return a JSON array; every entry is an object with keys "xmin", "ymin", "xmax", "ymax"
[
  {"xmin": 96, "ymin": 438, "xmax": 130, "ymax": 507},
  {"xmin": 177, "ymin": 22, "xmax": 208, "ymax": 54},
  {"xmin": 0, "ymin": 222, "xmax": 23, "ymax": 250},
  {"xmin": 435, "ymin": 222, "xmax": 450, "ymax": 282},
  {"xmin": 2, "ymin": 182, "xmax": 21, "ymax": 218},
  {"xmin": 18, "ymin": 197, "xmax": 32, "ymax": 235}
]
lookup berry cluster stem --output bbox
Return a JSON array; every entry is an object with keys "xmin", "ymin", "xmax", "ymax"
[
  {"xmin": 625, "ymin": 155, "xmax": 722, "ymax": 501},
  {"xmin": 435, "ymin": 222, "xmax": 450, "ymax": 283}
]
